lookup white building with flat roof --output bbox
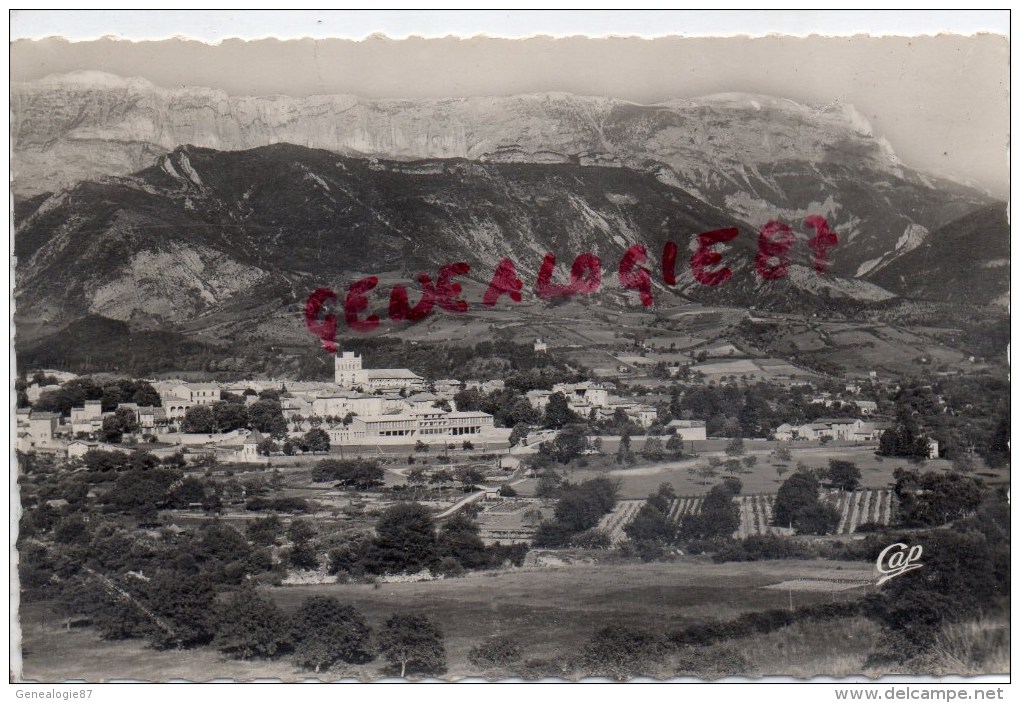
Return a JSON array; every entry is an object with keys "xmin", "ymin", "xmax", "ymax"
[
  {"xmin": 311, "ymin": 393, "xmax": 384, "ymax": 418},
  {"xmin": 666, "ymin": 419, "xmax": 708, "ymax": 441},
  {"xmin": 326, "ymin": 408, "xmax": 500, "ymax": 446}
]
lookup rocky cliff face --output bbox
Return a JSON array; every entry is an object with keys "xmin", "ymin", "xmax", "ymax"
[
  {"xmin": 11, "ymin": 74, "xmax": 891, "ymax": 189},
  {"xmin": 12, "ymin": 72, "xmax": 991, "ymax": 278}
]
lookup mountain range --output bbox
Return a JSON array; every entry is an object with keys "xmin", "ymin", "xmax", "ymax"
[{"xmin": 11, "ymin": 72, "xmax": 1009, "ymax": 371}]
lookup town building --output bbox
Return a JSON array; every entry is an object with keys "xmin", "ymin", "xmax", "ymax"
[
  {"xmin": 170, "ymin": 383, "xmax": 221, "ymax": 406},
  {"xmin": 326, "ymin": 408, "xmax": 502, "ymax": 446},
  {"xmin": 310, "ymin": 392, "xmax": 385, "ymax": 418},
  {"xmin": 334, "ymin": 351, "xmax": 425, "ymax": 392},
  {"xmin": 665, "ymin": 419, "xmax": 708, "ymax": 441},
  {"xmin": 552, "ymin": 382, "xmax": 610, "ymax": 409}
]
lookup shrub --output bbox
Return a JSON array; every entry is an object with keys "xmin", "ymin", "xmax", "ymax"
[
  {"xmin": 580, "ymin": 625, "xmax": 669, "ymax": 680},
  {"xmin": 486, "ymin": 542, "xmax": 529, "ymax": 567},
  {"xmin": 712, "ymin": 534, "xmax": 813, "ymax": 562},
  {"xmin": 247, "ymin": 514, "xmax": 284, "ymax": 546},
  {"xmin": 432, "ymin": 556, "xmax": 465, "ymax": 578},
  {"xmin": 245, "ymin": 497, "xmax": 310, "ymax": 513},
  {"xmin": 530, "ymin": 521, "xmax": 575, "ymax": 548},
  {"xmin": 468, "ymin": 636, "xmax": 523, "ymax": 668},
  {"xmin": 674, "ymin": 646, "xmax": 751, "ymax": 679}
]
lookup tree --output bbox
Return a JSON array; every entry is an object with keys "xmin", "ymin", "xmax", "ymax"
[
  {"xmin": 982, "ymin": 416, "xmax": 1010, "ymax": 468},
  {"xmin": 104, "ymin": 466, "xmax": 184, "ymax": 519},
  {"xmin": 313, "ymin": 459, "xmax": 385, "ymax": 490},
  {"xmin": 642, "ymin": 436, "xmax": 664, "ymax": 461},
  {"xmin": 100, "ymin": 414, "xmax": 125, "ymax": 443},
  {"xmin": 665, "ymin": 433, "xmax": 684, "ymax": 459},
  {"xmin": 542, "ymin": 423, "xmax": 588, "ymax": 464},
  {"xmin": 742, "ymin": 455, "xmax": 757, "ymax": 471},
  {"xmin": 543, "ymin": 392, "xmax": 578, "ymax": 429},
  {"xmin": 790, "ymin": 501, "xmax": 840, "ymax": 535},
  {"xmin": 437, "ymin": 513, "xmax": 488, "ymax": 570},
  {"xmin": 509, "ymin": 423, "xmax": 529, "ymax": 447},
  {"xmin": 257, "ymin": 438, "xmax": 278, "ymax": 456},
  {"xmin": 53, "ymin": 514, "xmax": 90, "ymax": 545},
  {"xmin": 679, "ymin": 483, "xmax": 740, "ymax": 539},
  {"xmin": 454, "ymin": 466, "xmax": 484, "ymax": 490},
  {"xmin": 301, "ymin": 428, "xmax": 330, "ymax": 453},
  {"xmin": 624, "ymin": 486, "xmax": 678, "ymax": 544},
  {"xmin": 616, "ymin": 428, "xmax": 633, "ymax": 465},
  {"xmin": 286, "ymin": 518, "xmax": 319, "ymax": 570},
  {"xmin": 878, "ymin": 407, "xmax": 930, "ymax": 458},
  {"xmin": 553, "ymin": 478, "xmax": 618, "ymax": 533},
  {"xmin": 772, "ymin": 472, "xmax": 820, "ymax": 528},
  {"xmin": 248, "ymin": 399, "xmax": 288, "ymax": 438},
  {"xmin": 535, "ymin": 469, "xmax": 563, "ymax": 498},
  {"xmin": 145, "ymin": 572, "xmax": 218, "ymax": 649},
  {"xmin": 287, "ymin": 518, "xmax": 316, "ymax": 544},
  {"xmin": 366, "ymin": 503, "xmax": 439, "ymax": 575},
  {"xmin": 725, "ymin": 437, "xmax": 745, "ymax": 456},
  {"xmin": 770, "ymin": 471, "xmax": 839, "ymax": 534},
  {"xmin": 377, "ymin": 613, "xmax": 446, "ymax": 678},
  {"xmin": 116, "ymin": 407, "xmax": 140, "ymax": 434},
  {"xmin": 894, "ymin": 469, "xmax": 983, "ymax": 526},
  {"xmin": 247, "ymin": 514, "xmax": 284, "ymax": 546},
  {"xmin": 181, "ymin": 405, "xmax": 215, "ymax": 434},
  {"xmin": 453, "ymin": 388, "xmax": 484, "ymax": 412},
  {"xmin": 414, "ymin": 440, "xmax": 429, "ymax": 453},
  {"xmin": 213, "ymin": 587, "xmax": 291, "ymax": 660},
  {"xmin": 212, "ymin": 401, "xmax": 248, "ymax": 433},
  {"xmin": 775, "ymin": 444, "xmax": 793, "ymax": 462},
  {"xmin": 827, "ymin": 460, "xmax": 862, "ymax": 492},
  {"xmin": 291, "ymin": 596, "xmax": 374, "ymax": 672},
  {"xmin": 722, "ymin": 476, "xmax": 743, "ymax": 495}
]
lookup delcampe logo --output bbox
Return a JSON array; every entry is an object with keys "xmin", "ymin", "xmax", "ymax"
[{"xmin": 876, "ymin": 543, "xmax": 924, "ymax": 586}]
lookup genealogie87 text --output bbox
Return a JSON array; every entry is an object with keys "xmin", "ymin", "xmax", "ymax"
[{"xmin": 305, "ymin": 216, "xmax": 838, "ymax": 349}]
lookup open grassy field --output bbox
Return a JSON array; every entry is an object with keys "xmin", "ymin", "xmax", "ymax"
[{"xmin": 18, "ymin": 558, "xmax": 874, "ymax": 682}]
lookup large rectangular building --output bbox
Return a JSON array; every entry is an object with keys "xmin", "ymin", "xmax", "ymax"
[{"xmin": 327, "ymin": 409, "xmax": 498, "ymax": 445}]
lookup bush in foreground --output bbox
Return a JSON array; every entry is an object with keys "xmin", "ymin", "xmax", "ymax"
[
  {"xmin": 377, "ymin": 613, "xmax": 447, "ymax": 678},
  {"xmin": 213, "ymin": 587, "xmax": 291, "ymax": 660},
  {"xmin": 468, "ymin": 636, "xmax": 524, "ymax": 669},
  {"xmin": 291, "ymin": 596, "xmax": 374, "ymax": 672}
]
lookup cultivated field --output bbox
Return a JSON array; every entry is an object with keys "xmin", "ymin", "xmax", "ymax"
[{"xmin": 595, "ymin": 489, "xmax": 899, "ymax": 544}]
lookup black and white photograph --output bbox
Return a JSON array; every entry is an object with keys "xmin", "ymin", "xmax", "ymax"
[{"xmin": 9, "ymin": 11, "xmax": 1011, "ymax": 684}]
